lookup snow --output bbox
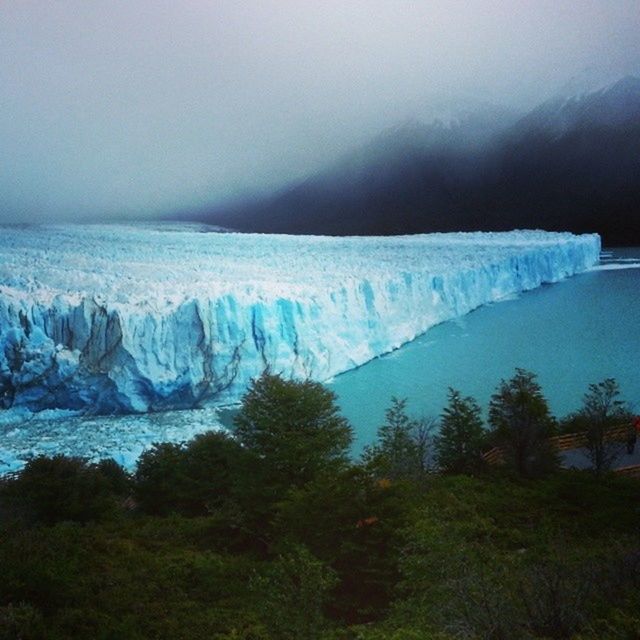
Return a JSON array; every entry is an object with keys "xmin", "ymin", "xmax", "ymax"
[{"xmin": 0, "ymin": 224, "xmax": 600, "ymax": 420}]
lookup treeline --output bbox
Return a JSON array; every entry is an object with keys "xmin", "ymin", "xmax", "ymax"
[{"xmin": 0, "ymin": 370, "xmax": 639, "ymax": 639}]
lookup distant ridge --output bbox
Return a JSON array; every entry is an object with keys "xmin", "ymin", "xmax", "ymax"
[{"xmin": 181, "ymin": 77, "xmax": 640, "ymax": 244}]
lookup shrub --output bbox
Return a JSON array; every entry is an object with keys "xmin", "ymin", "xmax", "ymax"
[
  {"xmin": 134, "ymin": 431, "xmax": 246, "ymax": 516},
  {"xmin": 251, "ymin": 545, "xmax": 337, "ymax": 640},
  {"xmin": 0, "ymin": 455, "xmax": 125, "ymax": 524},
  {"xmin": 274, "ymin": 467, "xmax": 410, "ymax": 623}
]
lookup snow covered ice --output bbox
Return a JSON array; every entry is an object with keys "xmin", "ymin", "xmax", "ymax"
[{"xmin": 0, "ymin": 224, "xmax": 600, "ymax": 416}]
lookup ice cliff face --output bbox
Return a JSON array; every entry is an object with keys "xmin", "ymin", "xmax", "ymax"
[{"xmin": 0, "ymin": 224, "xmax": 600, "ymax": 414}]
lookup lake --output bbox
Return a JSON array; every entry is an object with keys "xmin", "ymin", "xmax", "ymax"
[{"xmin": 331, "ymin": 248, "xmax": 640, "ymax": 454}]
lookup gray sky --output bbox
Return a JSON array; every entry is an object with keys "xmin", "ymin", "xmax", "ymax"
[{"xmin": 1, "ymin": 1, "xmax": 639, "ymax": 222}]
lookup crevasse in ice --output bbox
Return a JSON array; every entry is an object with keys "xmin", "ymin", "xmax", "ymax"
[{"xmin": 0, "ymin": 224, "xmax": 600, "ymax": 413}]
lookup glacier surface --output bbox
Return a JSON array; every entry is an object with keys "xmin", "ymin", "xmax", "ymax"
[{"xmin": 0, "ymin": 224, "xmax": 600, "ymax": 417}]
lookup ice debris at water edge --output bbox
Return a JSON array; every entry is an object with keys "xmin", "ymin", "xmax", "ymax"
[
  {"xmin": 0, "ymin": 406, "xmax": 223, "ymax": 474},
  {"xmin": 0, "ymin": 224, "xmax": 600, "ymax": 417}
]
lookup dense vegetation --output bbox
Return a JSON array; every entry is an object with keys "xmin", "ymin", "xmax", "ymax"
[{"xmin": 1, "ymin": 371, "xmax": 638, "ymax": 639}]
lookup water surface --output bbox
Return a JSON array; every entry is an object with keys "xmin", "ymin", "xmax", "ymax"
[{"xmin": 331, "ymin": 248, "xmax": 640, "ymax": 454}]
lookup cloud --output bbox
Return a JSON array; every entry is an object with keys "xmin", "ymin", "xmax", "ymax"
[{"xmin": 1, "ymin": 1, "xmax": 639, "ymax": 222}]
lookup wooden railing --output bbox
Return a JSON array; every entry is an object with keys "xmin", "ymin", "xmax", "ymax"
[
  {"xmin": 614, "ymin": 464, "xmax": 640, "ymax": 479},
  {"xmin": 547, "ymin": 424, "xmax": 629, "ymax": 452},
  {"xmin": 482, "ymin": 424, "xmax": 633, "ymax": 466},
  {"xmin": 481, "ymin": 446, "xmax": 504, "ymax": 465}
]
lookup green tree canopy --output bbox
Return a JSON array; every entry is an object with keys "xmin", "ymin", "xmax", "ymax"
[
  {"xmin": 274, "ymin": 466, "xmax": 409, "ymax": 624},
  {"xmin": 233, "ymin": 373, "xmax": 353, "ymax": 491},
  {"xmin": 0, "ymin": 455, "xmax": 126, "ymax": 524},
  {"xmin": 435, "ymin": 388, "xmax": 486, "ymax": 474},
  {"xmin": 575, "ymin": 378, "xmax": 631, "ymax": 474},
  {"xmin": 251, "ymin": 545, "xmax": 337, "ymax": 640},
  {"xmin": 580, "ymin": 378, "xmax": 629, "ymax": 425},
  {"xmin": 363, "ymin": 397, "xmax": 428, "ymax": 481},
  {"xmin": 134, "ymin": 431, "xmax": 250, "ymax": 517},
  {"xmin": 488, "ymin": 369, "xmax": 558, "ymax": 478}
]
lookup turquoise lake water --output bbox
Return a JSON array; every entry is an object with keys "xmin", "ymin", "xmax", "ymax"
[{"xmin": 330, "ymin": 249, "xmax": 640, "ymax": 454}]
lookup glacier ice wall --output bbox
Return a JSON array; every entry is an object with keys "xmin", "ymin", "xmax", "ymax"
[{"xmin": 0, "ymin": 225, "xmax": 600, "ymax": 414}]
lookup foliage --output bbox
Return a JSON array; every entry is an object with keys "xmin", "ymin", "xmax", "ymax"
[
  {"xmin": 0, "ymin": 455, "xmax": 127, "ymax": 525},
  {"xmin": 0, "ymin": 603, "xmax": 45, "ymax": 640},
  {"xmin": 0, "ymin": 467, "xmax": 638, "ymax": 638},
  {"xmin": 251, "ymin": 545, "xmax": 337, "ymax": 640},
  {"xmin": 363, "ymin": 397, "xmax": 432, "ymax": 481},
  {"xmin": 489, "ymin": 368, "xmax": 558, "ymax": 478},
  {"xmin": 1, "ymin": 373, "xmax": 640, "ymax": 638},
  {"xmin": 274, "ymin": 467, "xmax": 411, "ymax": 623},
  {"xmin": 435, "ymin": 387, "xmax": 486, "ymax": 474},
  {"xmin": 0, "ymin": 517, "xmax": 261, "ymax": 639},
  {"xmin": 574, "ymin": 378, "xmax": 631, "ymax": 475},
  {"xmin": 134, "ymin": 442, "xmax": 186, "ymax": 514},
  {"xmin": 388, "ymin": 473, "xmax": 640, "ymax": 639},
  {"xmin": 234, "ymin": 373, "xmax": 353, "ymax": 493},
  {"xmin": 134, "ymin": 431, "xmax": 248, "ymax": 517}
]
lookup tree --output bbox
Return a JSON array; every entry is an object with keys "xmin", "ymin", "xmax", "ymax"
[
  {"xmin": 435, "ymin": 388, "xmax": 486, "ymax": 474},
  {"xmin": 576, "ymin": 378, "xmax": 630, "ymax": 475},
  {"xmin": 134, "ymin": 442, "xmax": 185, "ymax": 515},
  {"xmin": 488, "ymin": 369, "xmax": 558, "ymax": 478},
  {"xmin": 0, "ymin": 455, "xmax": 126, "ymax": 524},
  {"xmin": 134, "ymin": 431, "xmax": 247, "ymax": 516},
  {"xmin": 363, "ymin": 397, "xmax": 428, "ymax": 481},
  {"xmin": 233, "ymin": 373, "xmax": 353, "ymax": 492},
  {"xmin": 413, "ymin": 415, "xmax": 437, "ymax": 476}
]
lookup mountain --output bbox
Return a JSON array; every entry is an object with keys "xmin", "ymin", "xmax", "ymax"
[
  {"xmin": 513, "ymin": 75, "xmax": 640, "ymax": 136},
  {"xmin": 480, "ymin": 76, "xmax": 640, "ymax": 241},
  {"xmin": 185, "ymin": 77, "xmax": 640, "ymax": 243}
]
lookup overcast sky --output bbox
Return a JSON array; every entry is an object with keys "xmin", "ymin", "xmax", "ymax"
[{"xmin": 1, "ymin": 1, "xmax": 639, "ymax": 223}]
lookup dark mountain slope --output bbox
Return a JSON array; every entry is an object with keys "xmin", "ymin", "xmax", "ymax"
[
  {"xmin": 478, "ymin": 77, "xmax": 640, "ymax": 242},
  {"xmin": 188, "ymin": 78, "xmax": 640, "ymax": 243}
]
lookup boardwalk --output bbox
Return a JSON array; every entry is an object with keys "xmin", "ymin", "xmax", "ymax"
[
  {"xmin": 561, "ymin": 442, "xmax": 640, "ymax": 472},
  {"xmin": 483, "ymin": 424, "xmax": 640, "ymax": 476}
]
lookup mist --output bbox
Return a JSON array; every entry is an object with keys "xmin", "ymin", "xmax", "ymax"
[{"xmin": 1, "ymin": 1, "xmax": 639, "ymax": 223}]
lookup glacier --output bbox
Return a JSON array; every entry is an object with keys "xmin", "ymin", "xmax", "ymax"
[{"xmin": 0, "ymin": 224, "xmax": 600, "ymax": 418}]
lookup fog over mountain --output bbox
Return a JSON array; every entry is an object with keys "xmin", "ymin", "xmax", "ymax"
[
  {"xmin": 1, "ymin": 1, "xmax": 640, "ymax": 224},
  {"xmin": 191, "ymin": 77, "xmax": 640, "ymax": 244}
]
